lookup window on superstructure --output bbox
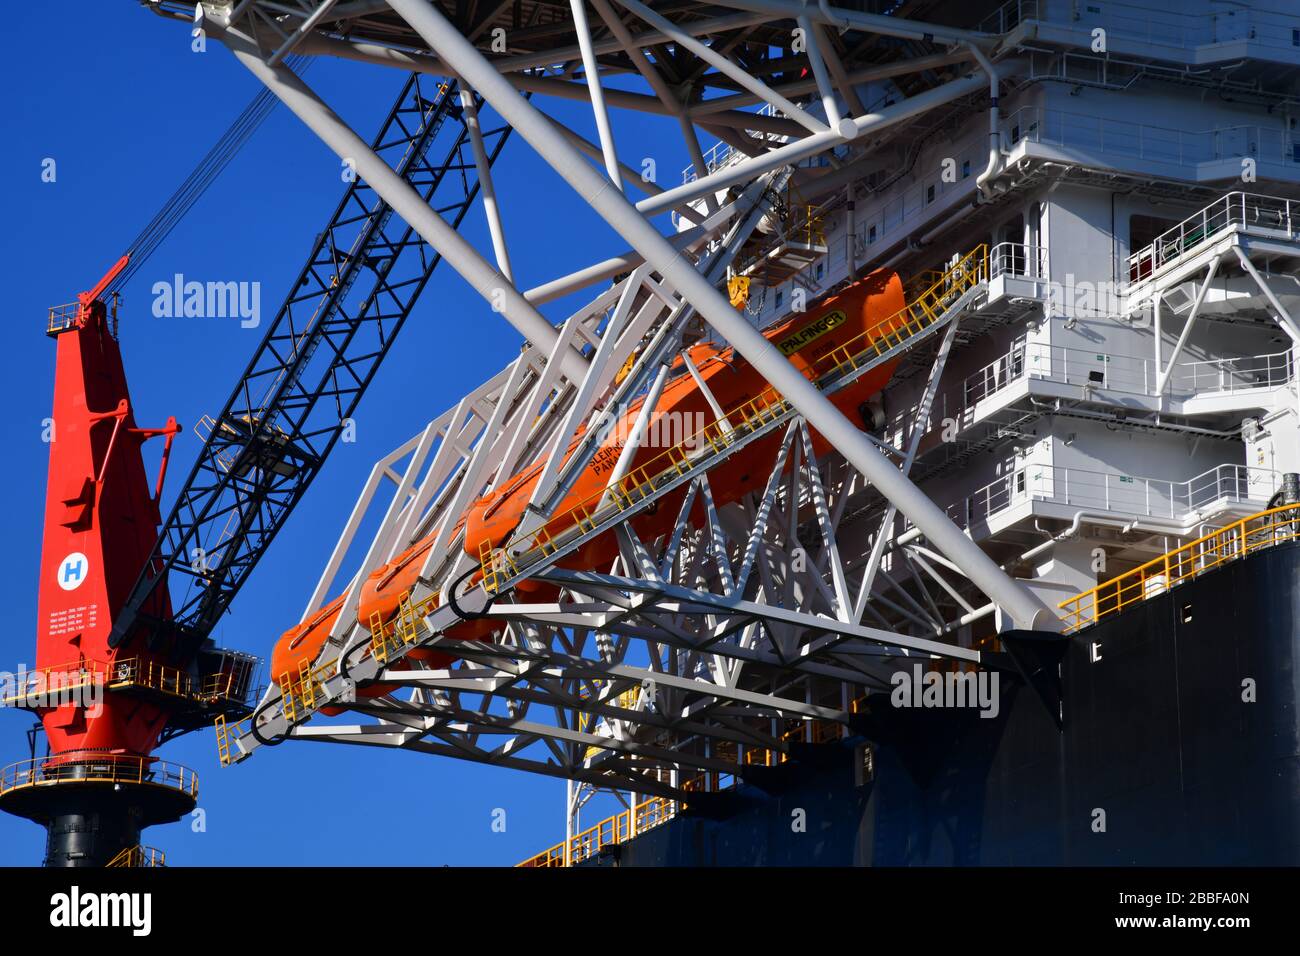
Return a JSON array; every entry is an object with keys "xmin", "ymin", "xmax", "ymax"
[
  {"xmin": 815, "ymin": 261, "xmax": 824, "ymax": 280},
  {"xmin": 962, "ymin": 160, "xmax": 971, "ymax": 178},
  {"xmin": 868, "ymin": 224, "xmax": 877, "ymax": 243},
  {"xmin": 927, "ymin": 184, "xmax": 936, "ymax": 204},
  {"xmin": 775, "ymin": 287, "xmax": 784, "ymax": 309},
  {"xmin": 1293, "ymin": 28, "xmax": 1299, "ymax": 46}
]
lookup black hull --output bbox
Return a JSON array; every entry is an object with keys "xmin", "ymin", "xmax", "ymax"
[{"xmin": 588, "ymin": 541, "xmax": 1300, "ymax": 866}]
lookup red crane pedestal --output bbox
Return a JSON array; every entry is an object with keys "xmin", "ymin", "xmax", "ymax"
[{"xmin": 0, "ymin": 263, "xmax": 200, "ymax": 866}]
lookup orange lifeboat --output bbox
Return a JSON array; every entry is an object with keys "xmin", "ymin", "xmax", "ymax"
[
  {"xmin": 269, "ymin": 269, "xmax": 907, "ymax": 697},
  {"xmin": 462, "ymin": 269, "xmax": 906, "ymax": 568}
]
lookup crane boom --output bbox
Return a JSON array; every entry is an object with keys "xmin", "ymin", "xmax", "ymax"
[{"xmin": 110, "ymin": 74, "xmax": 512, "ymax": 656}]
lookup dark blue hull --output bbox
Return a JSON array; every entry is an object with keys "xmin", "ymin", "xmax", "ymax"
[{"xmin": 588, "ymin": 542, "xmax": 1300, "ymax": 866}]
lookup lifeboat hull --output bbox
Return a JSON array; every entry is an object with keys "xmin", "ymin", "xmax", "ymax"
[
  {"xmin": 268, "ymin": 269, "xmax": 908, "ymax": 697},
  {"xmin": 463, "ymin": 269, "xmax": 907, "ymax": 568}
]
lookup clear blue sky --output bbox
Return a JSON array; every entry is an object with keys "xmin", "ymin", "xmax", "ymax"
[{"xmin": 0, "ymin": 2, "xmax": 692, "ymax": 865}]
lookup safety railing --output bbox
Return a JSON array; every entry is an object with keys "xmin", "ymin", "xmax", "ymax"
[
  {"xmin": 1127, "ymin": 192, "xmax": 1299, "ymax": 283},
  {"xmin": 483, "ymin": 245, "xmax": 989, "ymax": 594},
  {"xmin": 1059, "ymin": 503, "xmax": 1300, "ymax": 632},
  {"xmin": 739, "ymin": 712, "xmax": 847, "ymax": 768},
  {"xmin": 517, "ymin": 796, "xmax": 678, "ymax": 867},
  {"xmin": 114, "ymin": 657, "xmax": 251, "ymax": 704},
  {"xmin": 956, "ymin": 343, "xmax": 1293, "ymax": 411},
  {"xmin": 0, "ymin": 753, "xmax": 198, "ymax": 800},
  {"xmin": 518, "ymin": 704, "xmax": 868, "ymax": 866},
  {"xmin": 977, "ymin": 0, "xmax": 1041, "ymax": 34},
  {"xmin": 252, "ymin": 591, "xmax": 433, "ymax": 751},
  {"xmin": 1005, "ymin": 106, "xmax": 1298, "ymax": 178},
  {"xmin": 946, "ymin": 463, "xmax": 1273, "ymax": 533},
  {"xmin": 3, "ymin": 656, "xmax": 254, "ymax": 709},
  {"xmin": 106, "ymin": 845, "xmax": 166, "ymax": 867},
  {"xmin": 980, "ymin": 0, "xmax": 1299, "ymax": 54},
  {"xmin": 0, "ymin": 660, "xmax": 108, "ymax": 708},
  {"xmin": 1172, "ymin": 351, "xmax": 1295, "ymax": 395},
  {"xmin": 682, "ymin": 102, "xmax": 786, "ymax": 183},
  {"xmin": 215, "ymin": 714, "xmax": 251, "ymax": 767},
  {"xmin": 277, "ymin": 655, "xmax": 341, "ymax": 726},
  {"xmin": 47, "ymin": 302, "xmax": 80, "ymax": 335},
  {"xmin": 989, "ymin": 241, "xmax": 1047, "ymax": 281}
]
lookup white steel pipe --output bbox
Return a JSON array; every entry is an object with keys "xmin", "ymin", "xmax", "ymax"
[
  {"xmin": 385, "ymin": 0, "xmax": 1055, "ymax": 631},
  {"xmin": 570, "ymin": 0, "xmax": 624, "ymax": 191},
  {"xmin": 221, "ymin": 25, "xmax": 589, "ymax": 382},
  {"xmin": 459, "ymin": 86, "xmax": 514, "ymax": 281}
]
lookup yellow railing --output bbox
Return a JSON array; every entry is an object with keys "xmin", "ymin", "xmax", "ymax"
[
  {"xmin": 106, "ymin": 845, "xmax": 166, "ymax": 867},
  {"xmin": 793, "ymin": 203, "xmax": 826, "ymax": 248},
  {"xmin": 517, "ymin": 706, "xmax": 870, "ymax": 867},
  {"xmin": 0, "ymin": 753, "xmax": 198, "ymax": 800},
  {"xmin": 484, "ymin": 245, "xmax": 989, "ymax": 595},
  {"xmin": 1, "ymin": 656, "xmax": 247, "ymax": 709},
  {"xmin": 1058, "ymin": 502, "xmax": 1300, "ymax": 633},
  {"xmin": 517, "ymin": 502, "xmax": 1300, "ymax": 866},
  {"xmin": 248, "ymin": 589, "xmax": 441, "ymax": 754},
  {"xmin": 579, "ymin": 687, "xmax": 643, "ymax": 759},
  {"xmin": 215, "ymin": 714, "xmax": 235, "ymax": 767},
  {"xmin": 47, "ymin": 302, "xmax": 80, "ymax": 335},
  {"xmin": 516, "ymin": 796, "xmax": 679, "ymax": 868},
  {"xmin": 277, "ymin": 655, "xmax": 340, "ymax": 725},
  {"xmin": 112, "ymin": 657, "xmax": 247, "ymax": 703},
  {"xmin": 0, "ymin": 660, "xmax": 108, "ymax": 707}
]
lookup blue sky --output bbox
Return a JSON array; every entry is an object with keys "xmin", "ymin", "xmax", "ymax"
[{"xmin": 1, "ymin": 2, "xmax": 694, "ymax": 865}]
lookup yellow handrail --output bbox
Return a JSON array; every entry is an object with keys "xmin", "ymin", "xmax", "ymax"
[
  {"xmin": 484, "ymin": 246, "xmax": 988, "ymax": 595},
  {"xmin": 106, "ymin": 845, "xmax": 166, "ymax": 867},
  {"xmin": 0, "ymin": 754, "xmax": 198, "ymax": 800},
  {"xmin": 516, "ymin": 796, "xmax": 679, "ymax": 868},
  {"xmin": 517, "ymin": 705, "xmax": 869, "ymax": 867},
  {"xmin": 2, "ymin": 656, "xmax": 248, "ymax": 708},
  {"xmin": 1058, "ymin": 502, "xmax": 1300, "ymax": 632}
]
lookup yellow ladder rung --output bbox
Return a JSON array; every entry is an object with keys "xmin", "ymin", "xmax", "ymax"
[
  {"xmin": 215, "ymin": 715, "xmax": 231, "ymax": 767},
  {"xmin": 279, "ymin": 671, "xmax": 298, "ymax": 723},
  {"xmin": 298, "ymin": 659, "xmax": 318, "ymax": 710}
]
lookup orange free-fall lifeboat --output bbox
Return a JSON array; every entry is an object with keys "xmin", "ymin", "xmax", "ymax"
[{"xmin": 270, "ymin": 268, "xmax": 908, "ymax": 698}]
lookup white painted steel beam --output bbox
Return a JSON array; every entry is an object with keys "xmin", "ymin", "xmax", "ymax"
[{"xmin": 383, "ymin": 0, "xmax": 1053, "ymax": 631}]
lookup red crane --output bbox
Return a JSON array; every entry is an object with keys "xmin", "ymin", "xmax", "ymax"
[
  {"xmin": 0, "ymin": 71, "xmax": 506, "ymax": 866},
  {"xmin": 0, "ymin": 257, "xmax": 242, "ymax": 865}
]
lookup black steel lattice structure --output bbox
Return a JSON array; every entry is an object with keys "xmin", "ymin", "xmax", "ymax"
[{"xmin": 112, "ymin": 72, "xmax": 514, "ymax": 655}]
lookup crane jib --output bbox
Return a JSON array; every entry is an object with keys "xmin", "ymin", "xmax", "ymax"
[{"xmin": 109, "ymin": 75, "xmax": 514, "ymax": 654}]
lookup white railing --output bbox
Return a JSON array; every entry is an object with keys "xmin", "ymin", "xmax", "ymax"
[
  {"xmin": 978, "ymin": 0, "xmax": 1042, "ymax": 34},
  {"xmin": 980, "ymin": 0, "xmax": 1299, "ymax": 54},
  {"xmin": 880, "ymin": 342, "xmax": 1291, "ymax": 465},
  {"xmin": 679, "ymin": 81, "xmax": 907, "ymax": 184},
  {"xmin": 1170, "ymin": 351, "xmax": 1296, "ymax": 396},
  {"xmin": 682, "ymin": 102, "xmax": 787, "ymax": 184},
  {"xmin": 947, "ymin": 463, "xmax": 1273, "ymax": 531},
  {"xmin": 1004, "ymin": 107, "xmax": 1298, "ymax": 174},
  {"xmin": 1126, "ymin": 192, "xmax": 1300, "ymax": 283},
  {"xmin": 958, "ymin": 344, "xmax": 1028, "ymax": 409},
  {"xmin": 989, "ymin": 241, "xmax": 1047, "ymax": 280},
  {"xmin": 956, "ymin": 342, "xmax": 1292, "ymax": 412}
]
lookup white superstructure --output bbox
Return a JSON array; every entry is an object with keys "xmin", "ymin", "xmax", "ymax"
[{"xmin": 172, "ymin": 0, "xmax": 1300, "ymax": 863}]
